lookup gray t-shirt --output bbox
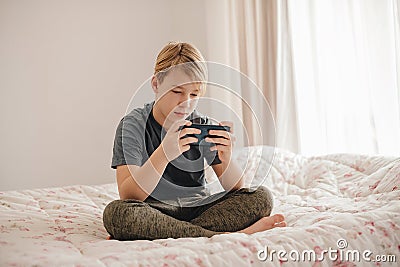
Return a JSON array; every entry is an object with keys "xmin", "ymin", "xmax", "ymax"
[{"xmin": 111, "ymin": 101, "xmax": 221, "ymax": 202}]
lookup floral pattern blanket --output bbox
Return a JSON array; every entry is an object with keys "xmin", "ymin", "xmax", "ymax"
[{"xmin": 1, "ymin": 146, "xmax": 399, "ymax": 266}]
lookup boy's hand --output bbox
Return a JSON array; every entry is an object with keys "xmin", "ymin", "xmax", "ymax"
[
  {"xmin": 205, "ymin": 121, "xmax": 236, "ymax": 163},
  {"xmin": 161, "ymin": 120, "xmax": 201, "ymax": 162}
]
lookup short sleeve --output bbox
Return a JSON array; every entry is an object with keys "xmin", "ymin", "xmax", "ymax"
[{"xmin": 111, "ymin": 117, "xmax": 144, "ymax": 169}]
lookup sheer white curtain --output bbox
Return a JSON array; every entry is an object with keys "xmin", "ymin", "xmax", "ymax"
[
  {"xmin": 288, "ymin": 0, "xmax": 400, "ymax": 156},
  {"xmin": 205, "ymin": 0, "xmax": 299, "ymax": 152},
  {"xmin": 205, "ymin": 0, "xmax": 400, "ymax": 156}
]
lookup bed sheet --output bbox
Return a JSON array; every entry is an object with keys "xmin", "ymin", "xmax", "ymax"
[{"xmin": 1, "ymin": 146, "xmax": 399, "ymax": 266}]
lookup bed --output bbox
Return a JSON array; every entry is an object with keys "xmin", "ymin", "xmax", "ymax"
[{"xmin": 1, "ymin": 146, "xmax": 399, "ymax": 266}]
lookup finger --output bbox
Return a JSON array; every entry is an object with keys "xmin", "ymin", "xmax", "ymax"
[
  {"xmin": 208, "ymin": 130, "xmax": 230, "ymax": 139},
  {"xmin": 219, "ymin": 121, "xmax": 234, "ymax": 133},
  {"xmin": 172, "ymin": 120, "xmax": 191, "ymax": 132},
  {"xmin": 180, "ymin": 137, "xmax": 198, "ymax": 146},
  {"xmin": 181, "ymin": 144, "xmax": 192, "ymax": 153},
  {"xmin": 210, "ymin": 145, "xmax": 231, "ymax": 152},
  {"xmin": 171, "ymin": 120, "xmax": 192, "ymax": 132},
  {"xmin": 179, "ymin": 127, "xmax": 201, "ymax": 138},
  {"xmin": 205, "ymin": 137, "xmax": 230, "ymax": 146}
]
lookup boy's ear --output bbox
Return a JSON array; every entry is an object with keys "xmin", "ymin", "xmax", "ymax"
[{"xmin": 151, "ymin": 76, "xmax": 158, "ymax": 94}]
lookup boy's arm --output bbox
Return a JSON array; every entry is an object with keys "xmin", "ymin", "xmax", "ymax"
[
  {"xmin": 116, "ymin": 120, "xmax": 200, "ymax": 201},
  {"xmin": 207, "ymin": 121, "xmax": 245, "ymax": 191},
  {"xmin": 116, "ymin": 145, "xmax": 169, "ymax": 201},
  {"xmin": 212, "ymin": 159, "xmax": 245, "ymax": 192}
]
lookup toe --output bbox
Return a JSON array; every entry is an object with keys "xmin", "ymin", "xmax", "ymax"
[
  {"xmin": 272, "ymin": 214, "xmax": 285, "ymax": 224},
  {"xmin": 273, "ymin": 221, "xmax": 287, "ymax": 228}
]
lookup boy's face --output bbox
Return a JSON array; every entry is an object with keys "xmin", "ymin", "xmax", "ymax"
[{"xmin": 152, "ymin": 68, "xmax": 203, "ymax": 126}]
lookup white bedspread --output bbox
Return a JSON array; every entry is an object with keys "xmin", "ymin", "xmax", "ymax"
[{"xmin": 1, "ymin": 146, "xmax": 399, "ymax": 266}]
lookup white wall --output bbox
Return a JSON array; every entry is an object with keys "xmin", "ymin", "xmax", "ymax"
[{"xmin": 0, "ymin": 0, "xmax": 208, "ymax": 190}]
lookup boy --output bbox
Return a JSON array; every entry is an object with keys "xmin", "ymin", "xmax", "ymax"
[{"xmin": 103, "ymin": 42, "xmax": 286, "ymax": 240}]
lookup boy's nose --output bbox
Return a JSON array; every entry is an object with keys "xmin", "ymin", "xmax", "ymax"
[{"xmin": 179, "ymin": 95, "xmax": 191, "ymax": 107}]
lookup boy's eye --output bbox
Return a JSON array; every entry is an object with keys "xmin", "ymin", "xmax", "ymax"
[
  {"xmin": 191, "ymin": 94, "xmax": 198, "ymax": 97},
  {"xmin": 172, "ymin": 90, "xmax": 182, "ymax": 94}
]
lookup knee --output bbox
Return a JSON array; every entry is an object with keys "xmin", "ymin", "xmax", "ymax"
[
  {"xmin": 256, "ymin": 186, "xmax": 274, "ymax": 214},
  {"xmin": 103, "ymin": 199, "xmax": 146, "ymax": 219},
  {"xmin": 102, "ymin": 200, "xmax": 123, "ymax": 235},
  {"xmin": 103, "ymin": 199, "xmax": 121, "ymax": 219},
  {"xmin": 102, "ymin": 199, "xmax": 146, "ymax": 240},
  {"xmin": 239, "ymin": 186, "xmax": 274, "ymax": 217}
]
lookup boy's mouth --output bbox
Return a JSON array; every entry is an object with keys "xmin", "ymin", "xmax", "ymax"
[{"xmin": 174, "ymin": 111, "xmax": 188, "ymax": 117}]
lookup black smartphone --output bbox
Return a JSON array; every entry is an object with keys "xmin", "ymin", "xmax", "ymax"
[{"xmin": 179, "ymin": 123, "xmax": 231, "ymax": 146}]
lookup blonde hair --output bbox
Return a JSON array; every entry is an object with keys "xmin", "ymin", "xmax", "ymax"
[{"xmin": 154, "ymin": 41, "xmax": 208, "ymax": 91}]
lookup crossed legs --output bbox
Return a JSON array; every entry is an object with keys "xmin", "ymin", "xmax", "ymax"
[{"xmin": 103, "ymin": 186, "xmax": 286, "ymax": 240}]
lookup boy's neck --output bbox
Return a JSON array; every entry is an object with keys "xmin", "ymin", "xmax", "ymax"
[{"xmin": 152, "ymin": 103, "xmax": 171, "ymax": 130}]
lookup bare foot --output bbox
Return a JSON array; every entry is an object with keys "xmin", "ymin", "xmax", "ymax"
[{"xmin": 234, "ymin": 214, "xmax": 287, "ymax": 234}]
